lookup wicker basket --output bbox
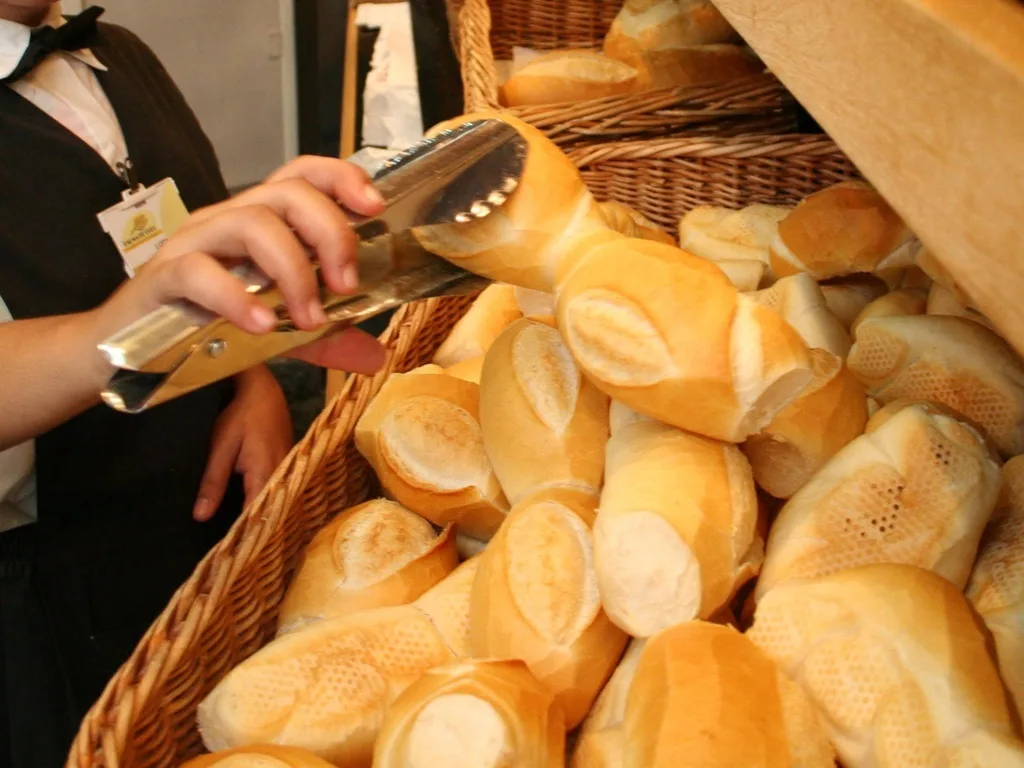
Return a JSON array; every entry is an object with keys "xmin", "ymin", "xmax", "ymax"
[
  {"xmin": 68, "ymin": 136, "xmax": 862, "ymax": 766},
  {"xmin": 449, "ymin": 0, "xmax": 799, "ymax": 146}
]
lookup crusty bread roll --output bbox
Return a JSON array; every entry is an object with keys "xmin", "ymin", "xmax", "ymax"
[
  {"xmin": 432, "ymin": 284, "xmax": 523, "ymax": 367},
  {"xmin": 414, "ymin": 113, "xmax": 608, "ymax": 293},
  {"xmin": 354, "ymin": 369, "xmax": 508, "ymax": 539},
  {"xmin": 513, "ymin": 285, "xmax": 556, "ymax": 319},
  {"xmin": 479, "ymin": 318, "xmax": 609, "ymax": 504},
  {"xmin": 608, "ymin": 399, "xmax": 652, "ymax": 436},
  {"xmin": 632, "ymin": 43, "xmax": 763, "ymax": 91},
  {"xmin": 595, "ymin": 420, "xmax": 763, "ymax": 637},
  {"xmin": 848, "ymin": 314, "xmax": 1024, "ymax": 456},
  {"xmin": 622, "ymin": 621, "xmax": 834, "ymax": 767},
  {"xmin": 197, "ymin": 606, "xmax": 457, "ymax": 766},
  {"xmin": 750, "ymin": 272, "xmax": 851, "ymax": 357},
  {"xmin": 599, "ymin": 200, "xmax": 675, "ymax": 245},
  {"xmin": 967, "ymin": 455, "xmax": 1024, "ymax": 721},
  {"xmin": 819, "ymin": 274, "xmax": 889, "ymax": 331},
  {"xmin": 556, "ymin": 235, "xmax": 814, "ymax": 442},
  {"xmin": 678, "ymin": 203, "xmax": 791, "ymax": 279},
  {"xmin": 277, "ymin": 499, "xmax": 458, "ymax": 634},
  {"xmin": 373, "ymin": 660, "xmax": 565, "ymax": 768},
  {"xmin": 769, "ymin": 181, "xmax": 914, "ymax": 280},
  {"xmin": 755, "ymin": 401, "xmax": 1001, "ymax": 601},
  {"xmin": 713, "ymin": 258, "xmax": 767, "ymax": 291},
  {"xmin": 181, "ymin": 745, "xmax": 337, "ymax": 768},
  {"xmin": 570, "ymin": 639, "xmax": 645, "ymax": 768},
  {"xmin": 605, "ymin": 0, "xmax": 739, "ymax": 57},
  {"xmin": 744, "ymin": 348, "xmax": 867, "ymax": 499},
  {"xmin": 414, "ymin": 556, "xmax": 481, "ymax": 659},
  {"xmin": 444, "ymin": 355, "xmax": 484, "ymax": 384},
  {"xmin": 927, "ymin": 283, "xmax": 997, "ymax": 331},
  {"xmin": 750, "ymin": 564, "xmax": 1024, "ymax": 767},
  {"xmin": 850, "ymin": 286, "xmax": 927, "ymax": 334},
  {"xmin": 500, "ymin": 49, "xmax": 638, "ymax": 107},
  {"xmin": 469, "ymin": 487, "xmax": 627, "ymax": 728}
]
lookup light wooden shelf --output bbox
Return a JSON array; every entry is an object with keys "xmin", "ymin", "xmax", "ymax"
[{"xmin": 714, "ymin": 0, "xmax": 1024, "ymax": 355}]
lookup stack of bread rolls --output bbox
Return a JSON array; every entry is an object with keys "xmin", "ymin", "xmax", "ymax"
[
  {"xmin": 498, "ymin": 0, "xmax": 761, "ymax": 108},
  {"xmin": 188, "ymin": 112, "xmax": 1024, "ymax": 766}
]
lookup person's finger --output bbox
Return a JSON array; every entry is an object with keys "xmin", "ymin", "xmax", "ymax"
[
  {"xmin": 154, "ymin": 205, "xmax": 325, "ymax": 330},
  {"xmin": 176, "ymin": 179, "xmax": 358, "ymax": 296},
  {"xmin": 194, "ymin": 424, "xmax": 242, "ymax": 522},
  {"xmin": 241, "ymin": 463, "xmax": 272, "ymax": 509},
  {"xmin": 286, "ymin": 326, "xmax": 386, "ymax": 374},
  {"xmin": 266, "ymin": 155, "xmax": 385, "ymax": 217}
]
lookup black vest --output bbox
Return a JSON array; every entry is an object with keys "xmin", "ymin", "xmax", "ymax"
[{"xmin": 0, "ymin": 23, "xmax": 244, "ymax": 762}]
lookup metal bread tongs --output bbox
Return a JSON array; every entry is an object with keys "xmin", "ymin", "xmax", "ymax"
[{"xmin": 98, "ymin": 118, "xmax": 527, "ymax": 414}]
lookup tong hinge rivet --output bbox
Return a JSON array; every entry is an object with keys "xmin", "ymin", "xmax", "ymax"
[{"xmin": 206, "ymin": 339, "xmax": 227, "ymax": 358}]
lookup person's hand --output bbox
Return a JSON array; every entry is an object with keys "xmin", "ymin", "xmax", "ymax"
[
  {"xmin": 193, "ymin": 365, "xmax": 292, "ymax": 521},
  {"xmin": 89, "ymin": 155, "xmax": 388, "ymax": 375}
]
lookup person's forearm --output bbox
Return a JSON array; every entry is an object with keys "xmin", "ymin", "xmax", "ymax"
[{"xmin": 0, "ymin": 310, "xmax": 113, "ymax": 450}]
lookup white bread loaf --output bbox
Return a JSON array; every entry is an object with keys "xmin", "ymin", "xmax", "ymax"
[
  {"xmin": 605, "ymin": 0, "xmax": 740, "ymax": 56},
  {"xmin": 413, "ymin": 556, "xmax": 481, "ymax": 659},
  {"xmin": 432, "ymin": 284, "xmax": 523, "ymax": 367},
  {"xmin": 755, "ymin": 402, "xmax": 1001, "ymax": 601},
  {"xmin": 354, "ymin": 369, "xmax": 508, "ymax": 539},
  {"xmin": 500, "ymin": 50, "xmax": 638, "ymax": 107},
  {"xmin": 927, "ymin": 282, "xmax": 997, "ymax": 331},
  {"xmin": 608, "ymin": 35, "xmax": 760, "ymax": 92},
  {"xmin": 750, "ymin": 272, "xmax": 851, "ymax": 357},
  {"xmin": 608, "ymin": 399, "xmax": 652, "ymax": 436},
  {"xmin": 181, "ymin": 745, "xmax": 337, "ymax": 768},
  {"xmin": 819, "ymin": 274, "xmax": 889, "ymax": 331},
  {"xmin": 513, "ymin": 285, "xmax": 556, "ymax": 319},
  {"xmin": 277, "ymin": 499, "xmax": 458, "ymax": 634},
  {"xmin": 555, "ymin": 235, "xmax": 814, "ymax": 442},
  {"xmin": 712, "ymin": 258, "xmax": 767, "ymax": 291},
  {"xmin": 196, "ymin": 606, "xmax": 456, "ymax": 766},
  {"xmin": 599, "ymin": 200, "xmax": 675, "ymax": 245},
  {"xmin": 414, "ymin": 113, "xmax": 608, "ymax": 293},
  {"xmin": 967, "ymin": 455, "xmax": 1024, "ymax": 721},
  {"xmin": 744, "ymin": 348, "xmax": 867, "ymax": 499},
  {"xmin": 469, "ymin": 487, "xmax": 627, "ymax": 728},
  {"xmin": 769, "ymin": 182, "xmax": 914, "ymax": 280},
  {"xmin": 570, "ymin": 639, "xmax": 645, "ymax": 768},
  {"xmin": 595, "ymin": 420, "xmax": 763, "ymax": 637},
  {"xmin": 850, "ymin": 286, "xmax": 928, "ymax": 334},
  {"xmin": 444, "ymin": 355, "xmax": 484, "ymax": 384},
  {"xmin": 372, "ymin": 660, "xmax": 565, "ymax": 768},
  {"xmin": 678, "ymin": 203, "xmax": 791, "ymax": 279},
  {"xmin": 621, "ymin": 621, "xmax": 834, "ymax": 767},
  {"xmin": 478, "ymin": 318, "xmax": 609, "ymax": 504},
  {"xmin": 750, "ymin": 564, "xmax": 1024, "ymax": 767},
  {"xmin": 848, "ymin": 314, "xmax": 1024, "ymax": 456}
]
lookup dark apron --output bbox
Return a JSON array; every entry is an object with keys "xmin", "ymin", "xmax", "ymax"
[{"xmin": 0, "ymin": 23, "xmax": 244, "ymax": 767}]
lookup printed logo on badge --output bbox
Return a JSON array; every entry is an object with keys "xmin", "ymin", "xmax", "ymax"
[
  {"xmin": 97, "ymin": 177, "xmax": 189, "ymax": 278},
  {"xmin": 121, "ymin": 211, "xmax": 162, "ymax": 252}
]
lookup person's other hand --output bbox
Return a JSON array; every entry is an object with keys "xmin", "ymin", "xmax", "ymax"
[
  {"xmin": 193, "ymin": 365, "xmax": 292, "ymax": 522},
  {"xmin": 91, "ymin": 156, "xmax": 387, "ymax": 374}
]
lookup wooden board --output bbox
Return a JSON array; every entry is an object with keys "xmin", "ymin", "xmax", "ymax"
[{"xmin": 714, "ymin": 0, "xmax": 1024, "ymax": 356}]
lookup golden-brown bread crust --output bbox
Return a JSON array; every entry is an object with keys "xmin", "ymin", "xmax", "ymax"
[
  {"xmin": 354, "ymin": 370, "xmax": 508, "ymax": 539},
  {"xmin": 744, "ymin": 348, "xmax": 867, "ymax": 499},
  {"xmin": 277, "ymin": 500, "xmax": 458, "ymax": 634},
  {"xmin": 622, "ymin": 621, "xmax": 834, "ymax": 767},
  {"xmin": 444, "ymin": 355, "xmax": 484, "ymax": 384},
  {"xmin": 469, "ymin": 488, "xmax": 626, "ymax": 728},
  {"xmin": 372, "ymin": 660, "xmax": 565, "ymax": 768},
  {"xmin": 432, "ymin": 284, "xmax": 523, "ymax": 368},
  {"xmin": 413, "ymin": 557, "xmax": 481, "ymax": 659},
  {"xmin": 197, "ymin": 606, "xmax": 457, "ymax": 766},
  {"xmin": 770, "ymin": 182, "xmax": 913, "ymax": 280},
  {"xmin": 181, "ymin": 745, "xmax": 337, "ymax": 768},
  {"xmin": 598, "ymin": 200, "xmax": 675, "ymax": 245},
  {"xmin": 595, "ymin": 420, "xmax": 763, "ymax": 637},
  {"xmin": 628, "ymin": 43, "xmax": 762, "ymax": 91},
  {"xmin": 750, "ymin": 273, "xmax": 851, "ymax": 358},
  {"xmin": 819, "ymin": 274, "xmax": 890, "ymax": 331},
  {"xmin": 750, "ymin": 564, "xmax": 1024, "ymax": 767},
  {"xmin": 478, "ymin": 318, "xmax": 609, "ymax": 504},
  {"xmin": 848, "ymin": 314, "xmax": 1024, "ymax": 456},
  {"xmin": 500, "ymin": 49, "xmax": 638, "ymax": 106},
  {"xmin": 555, "ymin": 236, "xmax": 813, "ymax": 442},
  {"xmin": 850, "ymin": 287, "xmax": 928, "ymax": 334},
  {"xmin": 678, "ymin": 203, "xmax": 791, "ymax": 279},
  {"xmin": 756, "ymin": 402, "xmax": 1001, "ymax": 601}
]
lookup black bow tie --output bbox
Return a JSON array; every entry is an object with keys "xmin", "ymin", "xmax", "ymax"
[{"xmin": 1, "ymin": 6, "xmax": 104, "ymax": 85}]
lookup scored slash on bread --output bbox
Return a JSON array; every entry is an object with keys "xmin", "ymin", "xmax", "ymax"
[
  {"xmin": 372, "ymin": 660, "xmax": 565, "ymax": 768},
  {"xmin": 749, "ymin": 564, "xmax": 1024, "ymax": 766},
  {"xmin": 277, "ymin": 499, "xmax": 458, "ymax": 635},
  {"xmin": 749, "ymin": 273, "xmax": 851, "ymax": 358}
]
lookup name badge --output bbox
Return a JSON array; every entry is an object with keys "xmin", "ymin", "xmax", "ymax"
[{"xmin": 97, "ymin": 177, "xmax": 189, "ymax": 277}]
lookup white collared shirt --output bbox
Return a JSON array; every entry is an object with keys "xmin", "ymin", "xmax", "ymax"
[{"xmin": 0, "ymin": 3, "xmax": 130, "ymax": 531}]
